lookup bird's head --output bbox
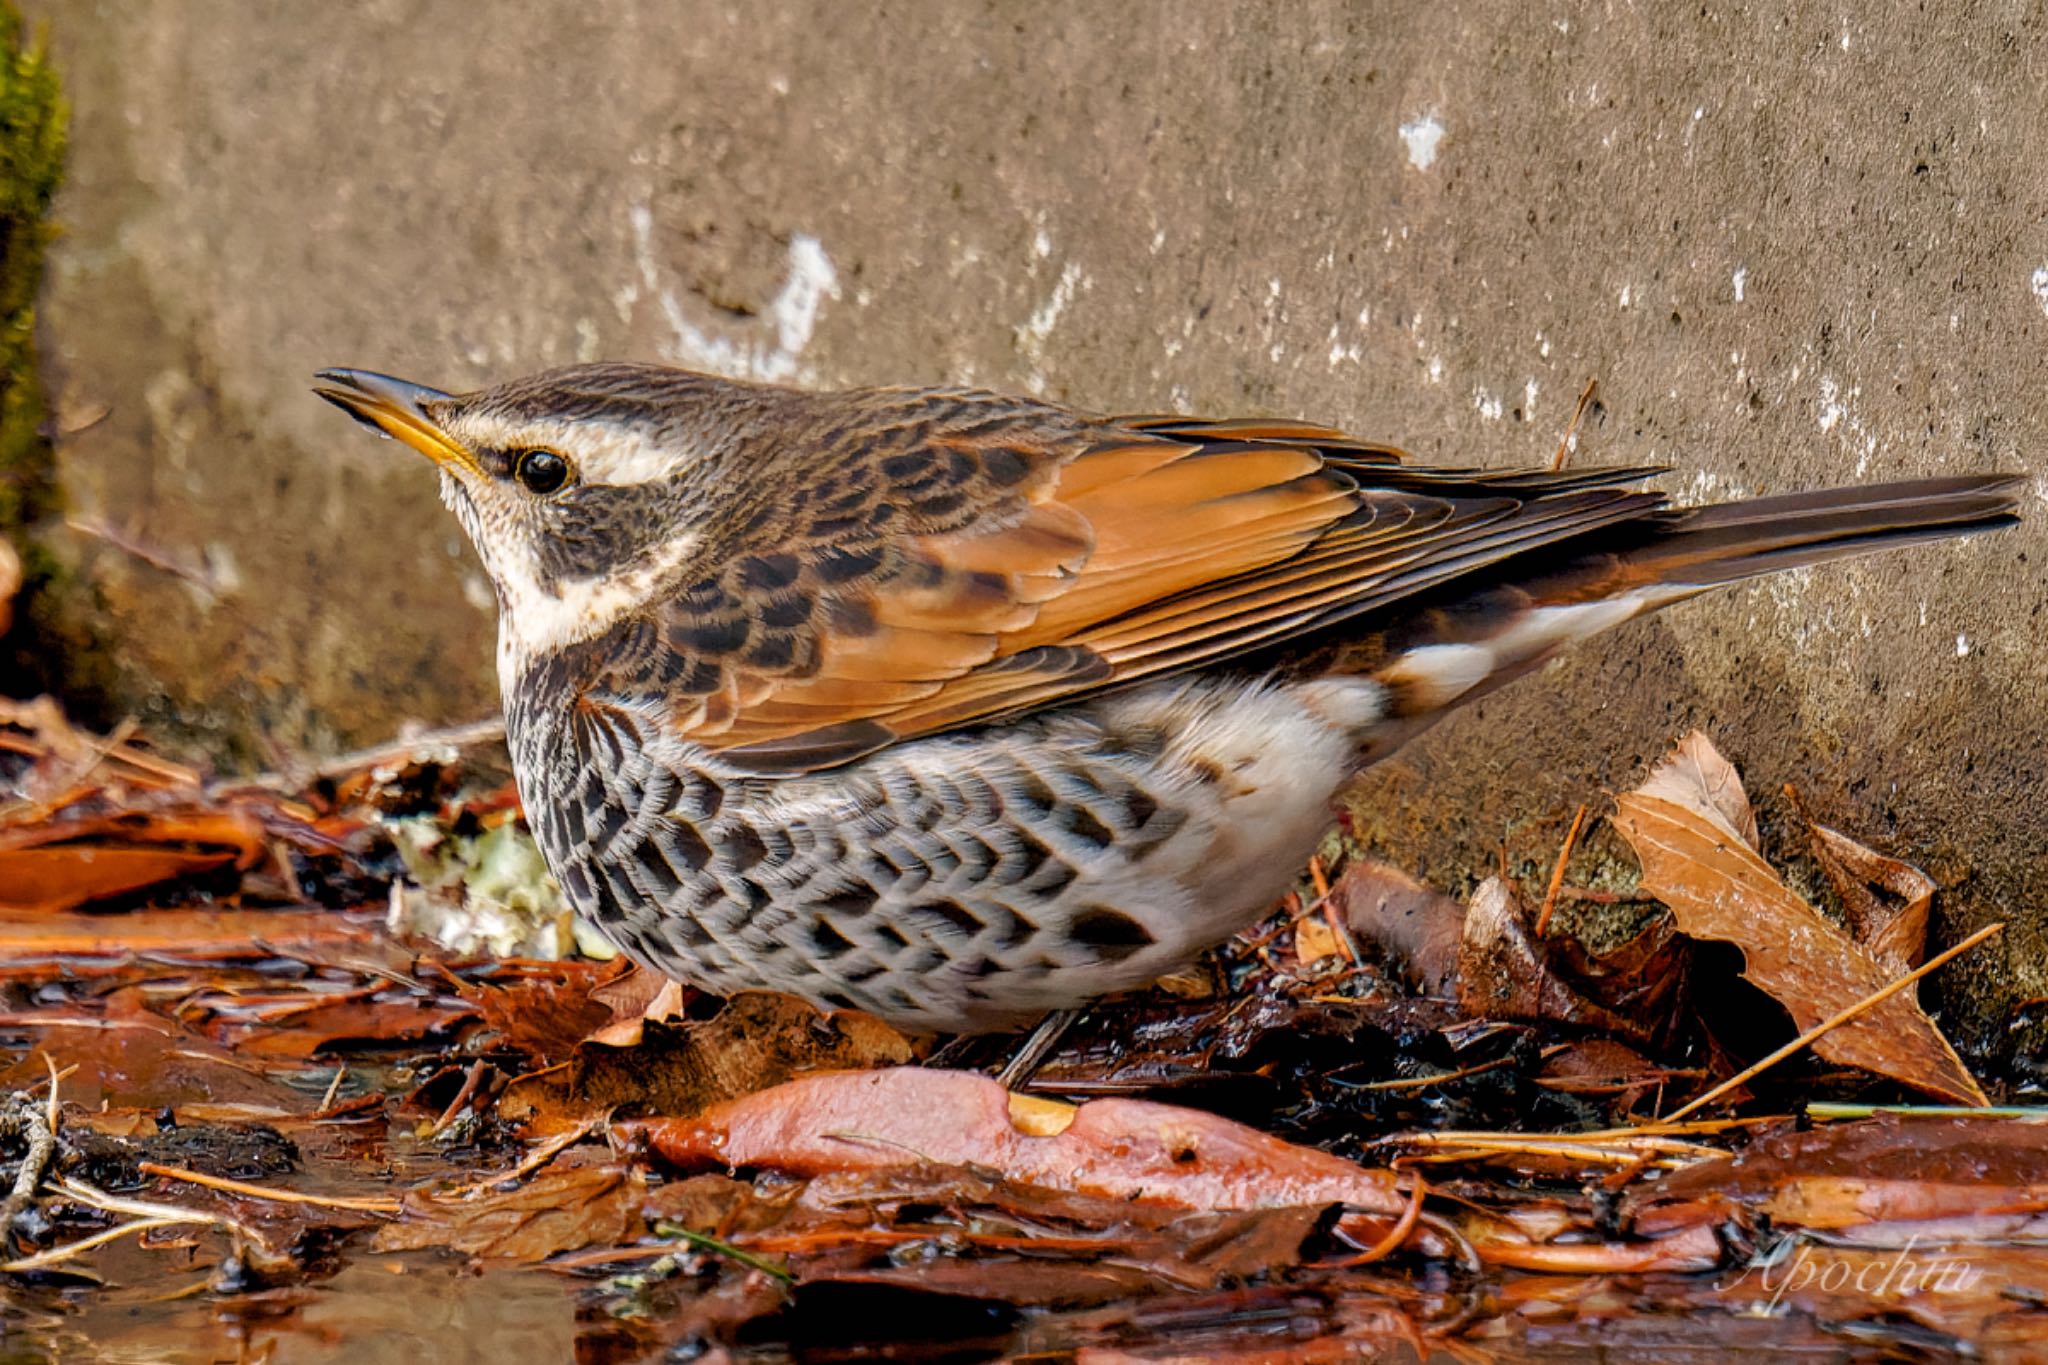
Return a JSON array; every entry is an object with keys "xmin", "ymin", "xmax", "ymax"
[{"xmin": 315, "ymin": 362, "xmax": 751, "ymax": 666}]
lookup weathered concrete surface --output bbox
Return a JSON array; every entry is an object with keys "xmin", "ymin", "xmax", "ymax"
[{"xmin": 28, "ymin": 3, "xmax": 2046, "ymax": 1059}]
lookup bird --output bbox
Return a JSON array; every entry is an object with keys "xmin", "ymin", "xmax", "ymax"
[{"xmin": 314, "ymin": 363, "xmax": 2018, "ymax": 1035}]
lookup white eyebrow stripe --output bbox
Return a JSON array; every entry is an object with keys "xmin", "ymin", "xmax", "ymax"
[{"xmin": 455, "ymin": 415, "xmax": 690, "ymax": 487}]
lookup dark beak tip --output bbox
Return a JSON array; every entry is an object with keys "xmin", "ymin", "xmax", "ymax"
[{"xmin": 309, "ymin": 367, "xmax": 456, "ymax": 420}]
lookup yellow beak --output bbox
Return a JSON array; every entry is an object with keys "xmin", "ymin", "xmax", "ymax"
[{"xmin": 313, "ymin": 369, "xmax": 478, "ymax": 474}]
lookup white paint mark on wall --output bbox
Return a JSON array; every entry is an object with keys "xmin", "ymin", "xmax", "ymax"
[
  {"xmin": 2030, "ymin": 266, "xmax": 2048, "ymax": 318},
  {"xmin": 1398, "ymin": 112, "xmax": 1445, "ymax": 170},
  {"xmin": 629, "ymin": 203, "xmax": 840, "ymax": 383},
  {"xmin": 1817, "ymin": 376, "xmax": 1848, "ymax": 432},
  {"xmin": 1815, "ymin": 375, "xmax": 1881, "ymax": 476},
  {"xmin": 1016, "ymin": 259, "xmax": 1091, "ymax": 394},
  {"xmin": 1474, "ymin": 388, "xmax": 1503, "ymax": 421},
  {"xmin": 1327, "ymin": 323, "xmax": 1361, "ymax": 367},
  {"xmin": 1956, "ymin": 633, "xmax": 1971, "ymax": 657},
  {"xmin": 1618, "ymin": 283, "xmax": 1633, "ymax": 308},
  {"xmin": 1732, "ymin": 266, "xmax": 1748, "ymax": 302},
  {"xmin": 1021, "ymin": 263, "xmax": 1086, "ymax": 344}
]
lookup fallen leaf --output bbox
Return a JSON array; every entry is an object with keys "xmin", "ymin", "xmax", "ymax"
[
  {"xmin": 1629, "ymin": 1114, "xmax": 2048, "ymax": 1241},
  {"xmin": 588, "ymin": 975, "xmax": 691, "ymax": 1048},
  {"xmin": 228, "ymin": 996, "xmax": 480, "ymax": 1058},
  {"xmin": 1805, "ymin": 820, "xmax": 1935, "ymax": 972},
  {"xmin": 500, "ymin": 992, "xmax": 913, "ymax": 1133},
  {"xmin": 0, "ymin": 906, "xmax": 385, "ymax": 970},
  {"xmin": 1454, "ymin": 879, "xmax": 1685, "ymax": 1049},
  {"xmin": 375, "ymin": 1161, "xmax": 648, "ymax": 1262},
  {"xmin": 1650, "ymin": 729, "xmax": 1761, "ymax": 850},
  {"xmin": 1335, "ymin": 858, "xmax": 1466, "ymax": 995},
  {"xmin": 1294, "ymin": 915, "xmax": 1342, "ymax": 964},
  {"xmin": 628, "ymin": 1067, "xmax": 1407, "ymax": 1219},
  {"xmin": 1612, "ymin": 731, "xmax": 1984, "ymax": 1105},
  {"xmin": 463, "ymin": 958, "xmax": 633, "ymax": 1061},
  {"xmin": 0, "ymin": 845, "xmax": 240, "ymax": 912}
]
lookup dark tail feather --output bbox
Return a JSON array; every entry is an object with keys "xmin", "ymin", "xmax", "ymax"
[
  {"xmin": 1355, "ymin": 474, "xmax": 2021, "ymax": 739},
  {"xmin": 1616, "ymin": 474, "xmax": 2022, "ymax": 588}
]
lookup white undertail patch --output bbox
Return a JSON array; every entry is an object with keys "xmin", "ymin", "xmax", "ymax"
[{"xmin": 1378, "ymin": 643, "xmax": 1497, "ymax": 710}]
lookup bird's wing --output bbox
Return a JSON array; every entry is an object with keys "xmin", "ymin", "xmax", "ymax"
[{"xmin": 600, "ymin": 394, "xmax": 1664, "ymax": 774}]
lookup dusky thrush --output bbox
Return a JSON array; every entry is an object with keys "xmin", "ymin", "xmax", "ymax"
[{"xmin": 315, "ymin": 363, "xmax": 2018, "ymax": 1033}]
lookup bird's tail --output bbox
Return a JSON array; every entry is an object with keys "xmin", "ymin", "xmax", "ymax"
[{"xmin": 1344, "ymin": 474, "xmax": 2021, "ymax": 753}]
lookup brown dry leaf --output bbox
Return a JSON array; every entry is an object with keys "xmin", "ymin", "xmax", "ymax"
[
  {"xmin": 1612, "ymin": 731, "xmax": 1984, "ymax": 1105},
  {"xmin": 1805, "ymin": 820, "xmax": 1935, "ymax": 972},
  {"xmin": 0, "ymin": 844, "xmax": 240, "ymax": 912},
  {"xmin": 627, "ymin": 1066, "xmax": 1407, "ymax": 1218},
  {"xmin": 1335, "ymin": 858, "xmax": 1465, "ymax": 995},
  {"xmin": 228, "ymin": 996, "xmax": 480, "ymax": 1058},
  {"xmin": 0, "ymin": 906, "xmax": 385, "ymax": 971},
  {"xmin": 499, "ymin": 992, "xmax": 913, "ymax": 1133},
  {"xmin": 1628, "ymin": 1114, "xmax": 2048, "ymax": 1240},
  {"xmin": 1454, "ymin": 878, "xmax": 1684, "ymax": 1048},
  {"xmin": 463, "ymin": 958, "xmax": 634, "ymax": 1061},
  {"xmin": 1293, "ymin": 914, "xmax": 1341, "ymax": 964},
  {"xmin": 375, "ymin": 1162, "xmax": 648, "ymax": 1262},
  {"xmin": 587, "ymin": 974, "xmax": 692, "ymax": 1048},
  {"xmin": 1648, "ymin": 729, "xmax": 1761, "ymax": 849}
]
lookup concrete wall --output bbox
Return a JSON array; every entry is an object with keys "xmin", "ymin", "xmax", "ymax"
[{"xmin": 31, "ymin": 2, "xmax": 2045, "ymax": 1060}]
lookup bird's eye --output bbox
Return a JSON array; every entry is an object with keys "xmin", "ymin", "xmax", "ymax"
[{"xmin": 512, "ymin": 448, "xmax": 571, "ymax": 495}]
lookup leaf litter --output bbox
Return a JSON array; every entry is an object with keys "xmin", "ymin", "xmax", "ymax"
[{"xmin": 0, "ymin": 702, "xmax": 2043, "ymax": 1358}]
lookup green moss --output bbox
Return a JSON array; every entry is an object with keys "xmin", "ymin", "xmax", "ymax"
[
  {"xmin": 0, "ymin": 3, "xmax": 79, "ymax": 703},
  {"xmin": 0, "ymin": 2, "xmax": 62, "ymax": 535}
]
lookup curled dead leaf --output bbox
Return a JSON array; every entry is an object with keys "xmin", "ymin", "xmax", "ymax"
[
  {"xmin": 1454, "ymin": 878, "xmax": 1686, "ymax": 1049},
  {"xmin": 1612, "ymin": 731, "xmax": 1983, "ymax": 1106},
  {"xmin": 1805, "ymin": 818, "xmax": 1935, "ymax": 973},
  {"xmin": 1335, "ymin": 858, "xmax": 1465, "ymax": 995}
]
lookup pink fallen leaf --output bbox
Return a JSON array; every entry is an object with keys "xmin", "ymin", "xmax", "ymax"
[{"xmin": 628, "ymin": 1067, "xmax": 1407, "ymax": 1218}]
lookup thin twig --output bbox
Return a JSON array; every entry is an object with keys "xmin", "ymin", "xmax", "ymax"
[
  {"xmin": 319, "ymin": 1066, "xmax": 348, "ymax": 1114},
  {"xmin": 3, "ymin": 1175, "xmax": 270, "ymax": 1276},
  {"xmin": 1330, "ymin": 1168, "xmax": 1428, "ymax": 1266},
  {"xmin": 1358, "ymin": 1055, "xmax": 1518, "ymax": 1092},
  {"xmin": 53, "ymin": 1175, "xmax": 262, "ymax": 1236},
  {"xmin": 652, "ymin": 1222, "xmax": 796, "ymax": 1284},
  {"xmin": 41, "ymin": 1053, "xmax": 61, "ymax": 1135},
  {"xmin": 1550, "ymin": 378, "xmax": 1598, "ymax": 471},
  {"xmin": 1661, "ymin": 921, "xmax": 2004, "ymax": 1124},
  {"xmin": 1308, "ymin": 855, "xmax": 1360, "ymax": 967},
  {"xmin": 440, "ymin": 1115, "xmax": 605, "ymax": 1199},
  {"xmin": 1, "ymin": 1216, "xmax": 187, "ymax": 1273},
  {"xmin": 427, "ymin": 1060, "xmax": 492, "ymax": 1138},
  {"xmin": 996, "ymin": 1009, "xmax": 1081, "ymax": 1091},
  {"xmin": 274, "ymin": 717, "xmax": 508, "ymax": 787},
  {"xmin": 1806, "ymin": 1102, "xmax": 2048, "ymax": 1121},
  {"xmin": 1533, "ymin": 803, "xmax": 1589, "ymax": 937},
  {"xmin": 65, "ymin": 518, "xmax": 216, "ymax": 592},
  {"xmin": 137, "ymin": 1161, "xmax": 400, "ymax": 1214},
  {"xmin": 0, "ymin": 1095, "xmax": 55, "ymax": 1237}
]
